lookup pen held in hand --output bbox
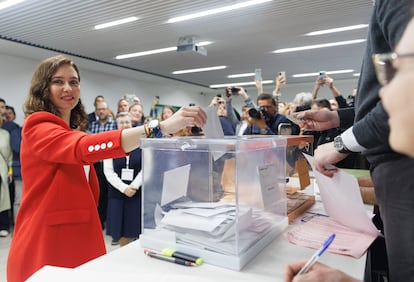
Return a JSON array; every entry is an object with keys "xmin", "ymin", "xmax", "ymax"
[
  {"xmin": 296, "ymin": 233, "xmax": 336, "ymax": 276},
  {"xmin": 144, "ymin": 250, "xmax": 197, "ymax": 267}
]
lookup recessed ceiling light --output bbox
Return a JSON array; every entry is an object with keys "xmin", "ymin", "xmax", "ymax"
[
  {"xmin": 116, "ymin": 41, "xmax": 213, "ymax": 59},
  {"xmin": 94, "ymin": 16, "xmax": 138, "ymax": 30},
  {"xmin": 167, "ymin": 0, "xmax": 272, "ymax": 23},
  {"xmin": 227, "ymin": 73, "xmax": 255, "ymax": 78},
  {"xmin": 173, "ymin": 66, "xmax": 227, "ymax": 75},
  {"xmin": 210, "ymin": 80, "xmax": 273, "ymax": 89},
  {"xmin": 0, "ymin": 0, "xmax": 26, "ymax": 10},
  {"xmin": 292, "ymin": 69, "xmax": 354, "ymax": 78},
  {"xmin": 353, "ymin": 73, "xmax": 361, "ymax": 77},
  {"xmin": 305, "ymin": 24, "xmax": 369, "ymax": 36},
  {"xmin": 272, "ymin": 39, "xmax": 366, "ymax": 53}
]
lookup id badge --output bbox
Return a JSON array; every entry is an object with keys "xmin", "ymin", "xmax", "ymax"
[{"xmin": 121, "ymin": 168, "xmax": 134, "ymax": 181}]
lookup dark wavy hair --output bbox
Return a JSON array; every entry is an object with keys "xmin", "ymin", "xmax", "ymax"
[{"xmin": 24, "ymin": 55, "xmax": 88, "ymax": 131}]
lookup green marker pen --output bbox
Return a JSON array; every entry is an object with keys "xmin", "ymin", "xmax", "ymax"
[{"xmin": 162, "ymin": 248, "xmax": 203, "ymax": 266}]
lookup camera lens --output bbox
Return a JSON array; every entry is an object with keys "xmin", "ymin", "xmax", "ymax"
[{"xmin": 248, "ymin": 108, "xmax": 261, "ymax": 119}]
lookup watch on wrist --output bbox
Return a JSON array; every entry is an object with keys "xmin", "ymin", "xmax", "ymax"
[{"xmin": 334, "ymin": 135, "xmax": 352, "ymax": 154}]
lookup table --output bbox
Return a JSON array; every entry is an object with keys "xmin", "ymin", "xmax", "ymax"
[{"xmin": 28, "ymin": 231, "xmax": 366, "ymax": 281}]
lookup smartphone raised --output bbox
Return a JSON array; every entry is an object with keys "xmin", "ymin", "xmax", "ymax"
[
  {"xmin": 255, "ymin": 68, "xmax": 262, "ymax": 80},
  {"xmin": 318, "ymin": 71, "xmax": 327, "ymax": 80},
  {"xmin": 278, "ymin": 123, "xmax": 292, "ymax": 135},
  {"xmin": 279, "ymin": 71, "xmax": 286, "ymax": 80}
]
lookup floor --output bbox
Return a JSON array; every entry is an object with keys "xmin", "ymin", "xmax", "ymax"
[{"xmin": 0, "ymin": 228, "xmax": 119, "ymax": 282}]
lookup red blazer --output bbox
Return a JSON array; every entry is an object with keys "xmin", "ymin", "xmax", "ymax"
[{"xmin": 7, "ymin": 112, "xmax": 127, "ymax": 282}]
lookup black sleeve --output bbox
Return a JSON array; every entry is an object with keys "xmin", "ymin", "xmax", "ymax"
[
  {"xmin": 335, "ymin": 96, "xmax": 348, "ymax": 109},
  {"xmin": 337, "ymin": 108, "xmax": 355, "ymax": 130},
  {"xmin": 353, "ymin": 0, "xmax": 412, "ymax": 150}
]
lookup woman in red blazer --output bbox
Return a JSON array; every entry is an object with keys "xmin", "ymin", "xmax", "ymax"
[{"xmin": 7, "ymin": 55, "xmax": 206, "ymax": 282}]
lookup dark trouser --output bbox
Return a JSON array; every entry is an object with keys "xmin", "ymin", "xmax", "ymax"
[
  {"xmin": 94, "ymin": 161, "xmax": 108, "ymax": 229},
  {"xmin": 364, "ymin": 205, "xmax": 388, "ymax": 282},
  {"xmin": 9, "ymin": 180, "xmax": 15, "ymax": 224},
  {"xmin": 0, "ymin": 210, "xmax": 10, "ymax": 231},
  {"xmin": 370, "ymin": 157, "xmax": 414, "ymax": 282}
]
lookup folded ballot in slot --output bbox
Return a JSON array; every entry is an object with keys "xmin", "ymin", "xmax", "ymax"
[{"xmin": 140, "ymin": 136, "xmax": 288, "ymax": 270}]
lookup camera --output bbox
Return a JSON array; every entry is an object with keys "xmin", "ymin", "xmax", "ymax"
[
  {"xmin": 231, "ymin": 87, "xmax": 239, "ymax": 95},
  {"xmin": 248, "ymin": 106, "xmax": 266, "ymax": 119}
]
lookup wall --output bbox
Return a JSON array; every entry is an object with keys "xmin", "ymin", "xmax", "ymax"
[{"xmin": 0, "ymin": 52, "xmax": 214, "ymax": 126}]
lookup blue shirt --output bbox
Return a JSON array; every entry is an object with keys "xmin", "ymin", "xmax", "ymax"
[{"xmin": 88, "ymin": 119, "xmax": 117, "ymax": 134}]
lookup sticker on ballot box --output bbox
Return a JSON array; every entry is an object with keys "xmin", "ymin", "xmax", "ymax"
[{"xmin": 258, "ymin": 163, "xmax": 279, "ymax": 208}]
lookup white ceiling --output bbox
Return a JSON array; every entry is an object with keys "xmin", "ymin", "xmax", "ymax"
[{"xmin": 0, "ymin": 0, "xmax": 374, "ymax": 90}]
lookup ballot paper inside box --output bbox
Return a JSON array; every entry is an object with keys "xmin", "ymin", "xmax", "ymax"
[{"xmin": 140, "ymin": 136, "xmax": 288, "ymax": 270}]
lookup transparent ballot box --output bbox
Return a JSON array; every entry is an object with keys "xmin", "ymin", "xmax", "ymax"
[{"xmin": 139, "ymin": 136, "xmax": 288, "ymax": 270}]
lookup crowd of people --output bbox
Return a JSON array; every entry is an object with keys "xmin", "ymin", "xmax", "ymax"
[{"xmin": 0, "ymin": 98, "xmax": 22, "ymax": 239}]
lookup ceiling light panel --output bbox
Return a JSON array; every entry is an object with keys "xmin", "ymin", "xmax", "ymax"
[
  {"xmin": 292, "ymin": 69, "xmax": 354, "ymax": 78},
  {"xmin": 173, "ymin": 66, "xmax": 227, "ymax": 75},
  {"xmin": 94, "ymin": 16, "xmax": 138, "ymax": 30},
  {"xmin": 273, "ymin": 39, "xmax": 366, "ymax": 53},
  {"xmin": 210, "ymin": 80, "xmax": 273, "ymax": 89},
  {"xmin": 227, "ymin": 73, "xmax": 255, "ymax": 78},
  {"xmin": 167, "ymin": 0, "xmax": 272, "ymax": 23},
  {"xmin": 305, "ymin": 24, "xmax": 369, "ymax": 36},
  {"xmin": 0, "ymin": 0, "xmax": 26, "ymax": 11}
]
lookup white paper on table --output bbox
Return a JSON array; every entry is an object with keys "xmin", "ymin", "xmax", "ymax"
[
  {"xmin": 303, "ymin": 154, "xmax": 379, "ymax": 237},
  {"xmin": 161, "ymin": 164, "xmax": 191, "ymax": 206}
]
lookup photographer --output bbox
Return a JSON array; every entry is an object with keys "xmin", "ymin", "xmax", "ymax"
[
  {"xmin": 224, "ymin": 86, "xmax": 256, "ymax": 136},
  {"xmin": 244, "ymin": 93, "xmax": 300, "ymax": 135}
]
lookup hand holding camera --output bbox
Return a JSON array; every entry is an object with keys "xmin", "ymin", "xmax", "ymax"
[
  {"xmin": 248, "ymin": 106, "xmax": 266, "ymax": 120},
  {"xmin": 231, "ymin": 86, "xmax": 240, "ymax": 95}
]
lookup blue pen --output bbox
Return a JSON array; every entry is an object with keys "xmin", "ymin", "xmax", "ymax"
[{"xmin": 296, "ymin": 233, "xmax": 336, "ymax": 275}]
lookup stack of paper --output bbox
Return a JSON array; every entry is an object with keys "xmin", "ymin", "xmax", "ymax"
[
  {"xmin": 287, "ymin": 154, "xmax": 380, "ymax": 258},
  {"xmin": 156, "ymin": 201, "xmax": 277, "ymax": 255}
]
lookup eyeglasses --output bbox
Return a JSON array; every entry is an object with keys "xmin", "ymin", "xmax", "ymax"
[{"xmin": 372, "ymin": 52, "xmax": 414, "ymax": 86}]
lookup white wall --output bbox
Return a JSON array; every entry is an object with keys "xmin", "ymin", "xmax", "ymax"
[
  {"xmin": 0, "ymin": 51, "xmax": 216, "ymax": 126},
  {"xmin": 0, "ymin": 43, "xmax": 360, "ymax": 126}
]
